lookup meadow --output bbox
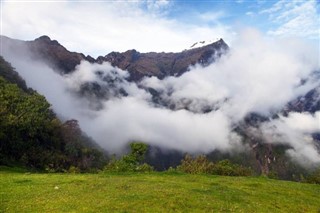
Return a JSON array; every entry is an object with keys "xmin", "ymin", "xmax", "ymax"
[{"xmin": 1, "ymin": 168, "xmax": 319, "ymax": 212}]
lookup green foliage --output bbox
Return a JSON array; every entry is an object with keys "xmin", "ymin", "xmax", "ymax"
[
  {"xmin": 0, "ymin": 56, "xmax": 28, "ymax": 91},
  {"xmin": 0, "ymin": 59, "xmax": 107, "ymax": 172},
  {"xmin": 267, "ymin": 171, "xmax": 279, "ymax": 179},
  {"xmin": 212, "ymin": 159, "xmax": 253, "ymax": 176},
  {"xmin": 129, "ymin": 142, "xmax": 148, "ymax": 163},
  {"xmin": 177, "ymin": 155, "xmax": 253, "ymax": 176},
  {"xmin": 104, "ymin": 142, "xmax": 153, "ymax": 172},
  {"xmin": 135, "ymin": 163, "xmax": 154, "ymax": 172},
  {"xmin": 305, "ymin": 168, "xmax": 320, "ymax": 184},
  {"xmin": 177, "ymin": 154, "xmax": 214, "ymax": 174},
  {"xmin": 68, "ymin": 166, "xmax": 80, "ymax": 174}
]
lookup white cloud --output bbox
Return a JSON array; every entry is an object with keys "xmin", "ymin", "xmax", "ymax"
[
  {"xmin": 1, "ymin": 27, "xmax": 319, "ymax": 164},
  {"xmin": 199, "ymin": 11, "xmax": 226, "ymax": 22},
  {"xmin": 145, "ymin": 0, "xmax": 171, "ymax": 11},
  {"xmin": 245, "ymin": 11, "xmax": 254, "ymax": 17},
  {"xmin": 142, "ymin": 28, "xmax": 319, "ymax": 120},
  {"xmin": 262, "ymin": 0, "xmax": 319, "ymax": 39},
  {"xmin": 260, "ymin": 111, "xmax": 320, "ymax": 165},
  {"xmin": 86, "ymin": 98, "xmax": 242, "ymax": 153},
  {"xmin": 1, "ymin": 1, "xmax": 234, "ymax": 57}
]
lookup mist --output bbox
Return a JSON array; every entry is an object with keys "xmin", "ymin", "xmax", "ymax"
[
  {"xmin": 1, "ymin": 29, "xmax": 319, "ymax": 165},
  {"xmin": 260, "ymin": 111, "xmax": 320, "ymax": 166}
]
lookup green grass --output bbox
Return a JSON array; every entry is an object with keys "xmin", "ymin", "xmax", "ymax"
[{"xmin": 1, "ymin": 168, "xmax": 320, "ymax": 212}]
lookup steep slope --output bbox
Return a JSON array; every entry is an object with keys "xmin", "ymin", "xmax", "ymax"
[{"xmin": 0, "ymin": 56, "xmax": 107, "ymax": 170}]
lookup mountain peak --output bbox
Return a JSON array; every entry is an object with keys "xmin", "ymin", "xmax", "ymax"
[
  {"xmin": 35, "ymin": 35, "xmax": 51, "ymax": 41},
  {"xmin": 1, "ymin": 35, "xmax": 228, "ymax": 80},
  {"xmin": 35, "ymin": 35, "xmax": 60, "ymax": 46},
  {"xmin": 188, "ymin": 38, "xmax": 224, "ymax": 50}
]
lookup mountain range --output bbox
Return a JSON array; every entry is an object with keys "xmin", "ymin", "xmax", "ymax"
[
  {"xmin": 1, "ymin": 35, "xmax": 228, "ymax": 81},
  {"xmin": 0, "ymin": 35, "xmax": 319, "ymax": 178}
]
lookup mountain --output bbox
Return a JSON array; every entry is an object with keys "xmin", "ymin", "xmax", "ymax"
[
  {"xmin": 1, "ymin": 35, "xmax": 319, "ymax": 179},
  {"xmin": 0, "ymin": 35, "xmax": 228, "ymax": 80}
]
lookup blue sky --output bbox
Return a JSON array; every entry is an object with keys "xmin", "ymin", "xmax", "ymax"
[
  {"xmin": 1, "ymin": 0, "xmax": 319, "ymax": 56},
  {"xmin": 147, "ymin": 0, "xmax": 319, "ymax": 38}
]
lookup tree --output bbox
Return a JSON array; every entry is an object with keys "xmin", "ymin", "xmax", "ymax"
[{"xmin": 105, "ymin": 142, "xmax": 153, "ymax": 172}]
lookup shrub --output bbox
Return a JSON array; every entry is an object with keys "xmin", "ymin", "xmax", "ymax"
[
  {"xmin": 68, "ymin": 166, "xmax": 80, "ymax": 173},
  {"xmin": 177, "ymin": 154, "xmax": 214, "ymax": 174},
  {"xmin": 135, "ymin": 163, "xmax": 154, "ymax": 172},
  {"xmin": 306, "ymin": 168, "xmax": 320, "ymax": 184},
  {"xmin": 177, "ymin": 155, "xmax": 253, "ymax": 176},
  {"xmin": 212, "ymin": 160, "xmax": 253, "ymax": 176},
  {"xmin": 104, "ymin": 142, "xmax": 153, "ymax": 173}
]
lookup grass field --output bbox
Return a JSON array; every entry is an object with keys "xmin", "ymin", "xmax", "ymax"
[{"xmin": 1, "ymin": 168, "xmax": 320, "ymax": 212}]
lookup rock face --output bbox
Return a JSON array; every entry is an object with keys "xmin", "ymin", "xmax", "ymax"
[
  {"xmin": 28, "ymin": 36, "xmax": 94, "ymax": 74},
  {"xmin": 99, "ymin": 39, "xmax": 228, "ymax": 80},
  {"xmin": 1, "ymin": 35, "xmax": 228, "ymax": 80},
  {"xmin": 285, "ymin": 87, "xmax": 320, "ymax": 113}
]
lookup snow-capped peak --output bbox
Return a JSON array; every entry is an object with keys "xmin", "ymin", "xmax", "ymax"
[{"xmin": 188, "ymin": 38, "xmax": 221, "ymax": 49}]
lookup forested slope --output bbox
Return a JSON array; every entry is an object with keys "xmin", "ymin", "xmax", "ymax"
[{"xmin": 0, "ymin": 56, "xmax": 107, "ymax": 171}]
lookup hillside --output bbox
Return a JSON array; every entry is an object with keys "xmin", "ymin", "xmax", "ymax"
[
  {"xmin": 0, "ymin": 56, "xmax": 107, "ymax": 171},
  {"xmin": 1, "ymin": 168, "xmax": 319, "ymax": 212}
]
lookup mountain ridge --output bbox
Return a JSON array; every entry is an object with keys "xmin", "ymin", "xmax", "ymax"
[
  {"xmin": 1, "ymin": 35, "xmax": 319, "ymax": 178},
  {"xmin": 0, "ymin": 35, "xmax": 228, "ymax": 81}
]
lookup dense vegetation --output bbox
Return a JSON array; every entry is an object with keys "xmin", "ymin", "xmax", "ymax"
[{"xmin": 0, "ymin": 56, "xmax": 106, "ymax": 171}]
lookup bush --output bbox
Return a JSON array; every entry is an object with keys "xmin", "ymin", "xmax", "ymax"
[
  {"xmin": 104, "ymin": 142, "xmax": 153, "ymax": 173},
  {"xmin": 135, "ymin": 163, "xmax": 154, "ymax": 172},
  {"xmin": 177, "ymin": 155, "xmax": 253, "ymax": 176},
  {"xmin": 177, "ymin": 154, "xmax": 214, "ymax": 174},
  {"xmin": 305, "ymin": 168, "xmax": 320, "ymax": 184},
  {"xmin": 212, "ymin": 160, "xmax": 253, "ymax": 176},
  {"xmin": 68, "ymin": 166, "xmax": 80, "ymax": 173}
]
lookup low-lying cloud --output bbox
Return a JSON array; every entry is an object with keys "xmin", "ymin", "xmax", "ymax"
[
  {"xmin": 261, "ymin": 111, "xmax": 320, "ymax": 165},
  {"xmin": 1, "ymin": 29, "xmax": 319, "ymax": 165}
]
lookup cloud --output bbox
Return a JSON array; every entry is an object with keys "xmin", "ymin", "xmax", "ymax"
[
  {"xmin": 145, "ymin": 0, "xmax": 172, "ymax": 11},
  {"xmin": 85, "ymin": 97, "xmax": 242, "ymax": 153},
  {"xmin": 1, "ymin": 28, "xmax": 319, "ymax": 165},
  {"xmin": 1, "ymin": 1, "xmax": 234, "ymax": 57},
  {"xmin": 261, "ymin": 0, "xmax": 319, "ymax": 39},
  {"xmin": 199, "ymin": 11, "xmax": 226, "ymax": 23},
  {"xmin": 245, "ymin": 11, "xmax": 255, "ymax": 17},
  {"xmin": 260, "ymin": 111, "xmax": 320, "ymax": 165},
  {"xmin": 142, "ymin": 28, "xmax": 319, "ymax": 120}
]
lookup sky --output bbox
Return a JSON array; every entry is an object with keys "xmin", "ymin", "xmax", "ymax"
[{"xmin": 1, "ymin": 0, "xmax": 319, "ymax": 57}]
